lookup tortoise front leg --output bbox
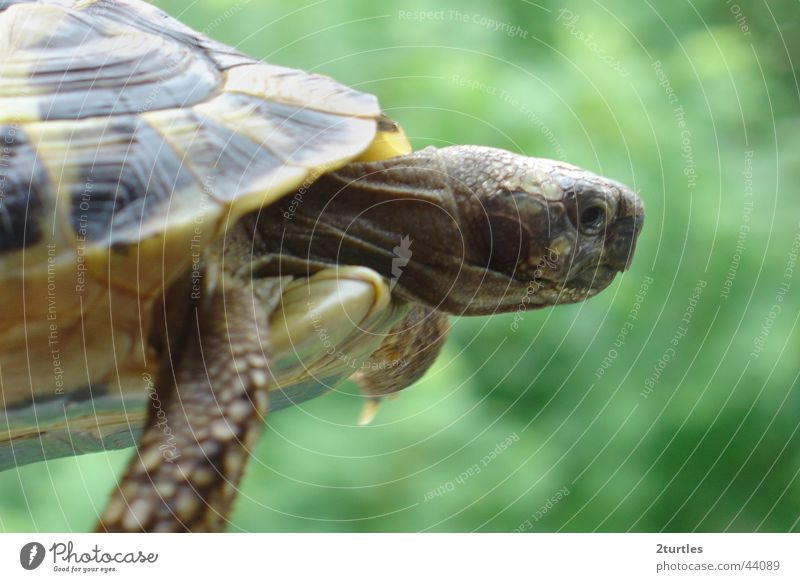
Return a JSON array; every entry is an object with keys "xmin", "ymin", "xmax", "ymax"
[
  {"xmin": 97, "ymin": 277, "xmax": 279, "ymax": 532},
  {"xmin": 353, "ymin": 306, "xmax": 449, "ymax": 424}
]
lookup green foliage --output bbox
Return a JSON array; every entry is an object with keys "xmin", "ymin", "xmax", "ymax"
[{"xmin": 1, "ymin": 0, "xmax": 797, "ymax": 532}]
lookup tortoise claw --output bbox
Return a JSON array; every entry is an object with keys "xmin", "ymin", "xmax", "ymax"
[{"xmin": 357, "ymin": 397, "xmax": 383, "ymax": 426}]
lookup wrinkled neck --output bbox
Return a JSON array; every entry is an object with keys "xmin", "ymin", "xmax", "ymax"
[{"xmin": 246, "ymin": 148, "xmax": 506, "ymax": 314}]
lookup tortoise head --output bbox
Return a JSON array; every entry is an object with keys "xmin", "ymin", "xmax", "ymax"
[
  {"xmin": 256, "ymin": 144, "xmax": 643, "ymax": 316},
  {"xmin": 432, "ymin": 145, "xmax": 645, "ymax": 314}
]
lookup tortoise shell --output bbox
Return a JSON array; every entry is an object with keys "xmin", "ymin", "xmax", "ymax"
[{"xmin": 0, "ymin": 0, "xmax": 410, "ymax": 469}]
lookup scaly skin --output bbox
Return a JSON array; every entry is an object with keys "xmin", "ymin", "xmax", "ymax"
[
  {"xmin": 251, "ymin": 145, "xmax": 644, "ymax": 315},
  {"xmin": 246, "ymin": 145, "xmax": 644, "ymax": 423},
  {"xmin": 100, "ymin": 145, "xmax": 643, "ymax": 532},
  {"xmin": 353, "ymin": 306, "xmax": 450, "ymax": 425},
  {"xmin": 97, "ymin": 276, "xmax": 277, "ymax": 532}
]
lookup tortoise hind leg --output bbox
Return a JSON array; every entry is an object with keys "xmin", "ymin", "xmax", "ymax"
[
  {"xmin": 97, "ymin": 276, "xmax": 282, "ymax": 532},
  {"xmin": 353, "ymin": 305, "xmax": 449, "ymax": 425}
]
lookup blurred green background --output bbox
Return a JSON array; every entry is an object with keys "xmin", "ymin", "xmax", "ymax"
[{"xmin": 1, "ymin": 0, "xmax": 798, "ymax": 532}]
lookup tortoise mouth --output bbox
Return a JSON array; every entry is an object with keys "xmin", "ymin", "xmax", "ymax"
[
  {"xmin": 569, "ymin": 264, "xmax": 620, "ymax": 289},
  {"xmin": 547, "ymin": 263, "xmax": 621, "ymax": 305},
  {"xmin": 505, "ymin": 258, "xmax": 622, "ymax": 308}
]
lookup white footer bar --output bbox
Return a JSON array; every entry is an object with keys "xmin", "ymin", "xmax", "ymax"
[{"xmin": 1, "ymin": 533, "xmax": 797, "ymax": 581}]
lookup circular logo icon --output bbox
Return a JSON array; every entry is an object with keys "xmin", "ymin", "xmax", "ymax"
[{"xmin": 20, "ymin": 542, "xmax": 46, "ymax": 570}]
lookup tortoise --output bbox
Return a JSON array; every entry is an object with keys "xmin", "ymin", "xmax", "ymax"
[{"xmin": 0, "ymin": 0, "xmax": 644, "ymax": 532}]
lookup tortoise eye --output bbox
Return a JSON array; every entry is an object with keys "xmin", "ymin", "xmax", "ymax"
[{"xmin": 579, "ymin": 203, "xmax": 607, "ymax": 234}]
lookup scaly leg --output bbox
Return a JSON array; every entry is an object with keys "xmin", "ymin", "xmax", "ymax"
[
  {"xmin": 97, "ymin": 276, "xmax": 281, "ymax": 532},
  {"xmin": 353, "ymin": 305, "xmax": 449, "ymax": 424}
]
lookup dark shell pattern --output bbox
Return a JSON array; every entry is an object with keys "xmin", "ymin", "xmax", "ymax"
[{"xmin": 0, "ymin": 0, "xmax": 385, "ymax": 469}]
